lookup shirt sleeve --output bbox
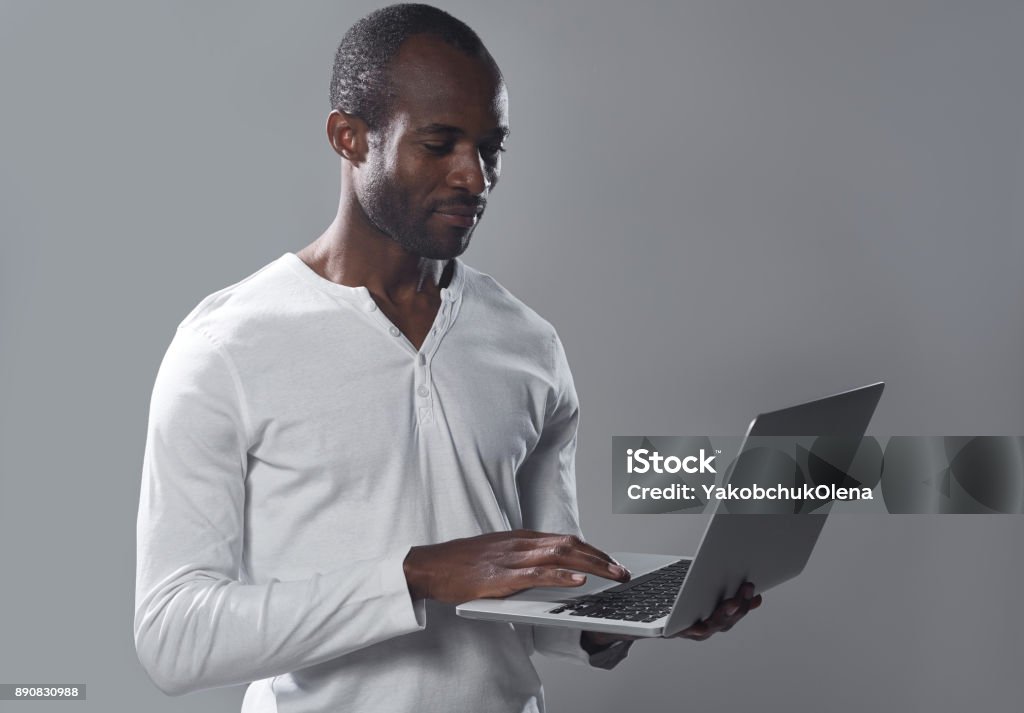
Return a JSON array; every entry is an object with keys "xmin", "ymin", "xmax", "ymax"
[
  {"xmin": 514, "ymin": 331, "xmax": 633, "ymax": 670},
  {"xmin": 134, "ymin": 325, "xmax": 426, "ymax": 697}
]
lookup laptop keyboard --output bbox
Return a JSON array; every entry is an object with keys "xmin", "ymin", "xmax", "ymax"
[{"xmin": 548, "ymin": 558, "xmax": 690, "ymax": 622}]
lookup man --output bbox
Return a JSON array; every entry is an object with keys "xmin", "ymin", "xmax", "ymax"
[{"xmin": 134, "ymin": 5, "xmax": 761, "ymax": 712}]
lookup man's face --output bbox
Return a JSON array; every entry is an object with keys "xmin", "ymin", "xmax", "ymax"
[{"xmin": 353, "ymin": 35, "xmax": 509, "ymax": 260}]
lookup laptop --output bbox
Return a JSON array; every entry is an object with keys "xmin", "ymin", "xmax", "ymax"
[{"xmin": 456, "ymin": 382, "xmax": 884, "ymax": 637}]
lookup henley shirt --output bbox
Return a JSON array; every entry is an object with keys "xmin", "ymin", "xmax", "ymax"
[{"xmin": 134, "ymin": 252, "xmax": 629, "ymax": 713}]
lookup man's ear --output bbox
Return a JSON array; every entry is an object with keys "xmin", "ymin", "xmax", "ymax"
[{"xmin": 327, "ymin": 109, "xmax": 369, "ymax": 163}]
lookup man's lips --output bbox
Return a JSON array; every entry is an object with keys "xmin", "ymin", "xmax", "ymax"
[{"xmin": 433, "ymin": 207, "xmax": 481, "ymax": 228}]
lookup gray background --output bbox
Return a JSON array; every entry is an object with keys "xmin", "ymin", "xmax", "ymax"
[{"xmin": 1, "ymin": 0, "xmax": 1022, "ymax": 711}]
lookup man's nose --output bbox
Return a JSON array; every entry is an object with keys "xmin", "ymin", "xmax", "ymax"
[{"xmin": 446, "ymin": 148, "xmax": 490, "ymax": 195}]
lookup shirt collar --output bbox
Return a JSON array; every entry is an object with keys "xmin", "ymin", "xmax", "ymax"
[{"xmin": 280, "ymin": 251, "xmax": 465, "ymax": 305}]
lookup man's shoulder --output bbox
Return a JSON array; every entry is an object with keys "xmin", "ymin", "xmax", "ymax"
[
  {"xmin": 176, "ymin": 253, "xmax": 292, "ymax": 346},
  {"xmin": 460, "ymin": 262, "xmax": 559, "ymax": 343}
]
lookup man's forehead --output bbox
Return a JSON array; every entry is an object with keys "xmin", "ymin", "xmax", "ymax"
[{"xmin": 386, "ymin": 34, "xmax": 508, "ymax": 128}]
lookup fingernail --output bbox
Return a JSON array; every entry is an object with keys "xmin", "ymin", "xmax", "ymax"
[
  {"xmin": 609, "ymin": 564, "xmax": 629, "ymax": 578},
  {"xmin": 726, "ymin": 604, "xmax": 739, "ymax": 616},
  {"xmin": 571, "ymin": 573, "xmax": 586, "ymax": 583}
]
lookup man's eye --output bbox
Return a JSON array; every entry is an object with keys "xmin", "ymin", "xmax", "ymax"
[
  {"xmin": 481, "ymin": 144, "xmax": 507, "ymax": 160},
  {"xmin": 422, "ymin": 142, "xmax": 453, "ymax": 154}
]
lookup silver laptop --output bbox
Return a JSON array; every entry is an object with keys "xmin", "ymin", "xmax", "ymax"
[{"xmin": 456, "ymin": 382, "xmax": 885, "ymax": 637}]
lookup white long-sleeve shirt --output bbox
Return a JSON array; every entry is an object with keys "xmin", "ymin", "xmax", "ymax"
[{"xmin": 134, "ymin": 252, "xmax": 626, "ymax": 713}]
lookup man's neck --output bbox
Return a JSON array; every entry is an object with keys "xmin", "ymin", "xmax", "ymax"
[{"xmin": 297, "ymin": 218, "xmax": 452, "ymax": 306}]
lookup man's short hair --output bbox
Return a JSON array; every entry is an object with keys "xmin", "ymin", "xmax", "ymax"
[{"xmin": 330, "ymin": 3, "xmax": 501, "ymax": 130}]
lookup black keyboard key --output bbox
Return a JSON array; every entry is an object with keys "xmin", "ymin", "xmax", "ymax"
[{"xmin": 552, "ymin": 558, "xmax": 690, "ymax": 619}]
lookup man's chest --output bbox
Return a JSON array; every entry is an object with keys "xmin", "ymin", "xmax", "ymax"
[
  {"xmin": 241, "ymin": 332, "xmax": 552, "ymax": 486},
  {"xmin": 237, "ymin": 335, "xmax": 556, "ymax": 570}
]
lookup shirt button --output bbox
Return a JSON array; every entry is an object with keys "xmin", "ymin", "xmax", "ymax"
[
  {"xmin": 417, "ymin": 385, "xmax": 429, "ymax": 398},
  {"xmin": 363, "ymin": 301, "xmax": 377, "ymax": 312},
  {"xmin": 389, "ymin": 326, "xmax": 401, "ymax": 337}
]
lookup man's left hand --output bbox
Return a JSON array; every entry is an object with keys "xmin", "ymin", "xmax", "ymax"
[{"xmin": 582, "ymin": 582, "xmax": 762, "ymax": 649}]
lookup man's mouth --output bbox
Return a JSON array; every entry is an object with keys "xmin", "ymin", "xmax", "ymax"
[{"xmin": 433, "ymin": 207, "xmax": 481, "ymax": 228}]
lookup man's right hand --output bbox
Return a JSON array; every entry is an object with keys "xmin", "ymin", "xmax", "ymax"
[{"xmin": 402, "ymin": 530, "xmax": 631, "ymax": 604}]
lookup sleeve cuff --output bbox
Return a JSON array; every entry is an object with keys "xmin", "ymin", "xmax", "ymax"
[
  {"xmin": 581, "ymin": 634, "xmax": 634, "ymax": 670},
  {"xmin": 532, "ymin": 625, "xmax": 634, "ymax": 669},
  {"xmin": 378, "ymin": 548, "xmax": 428, "ymax": 633}
]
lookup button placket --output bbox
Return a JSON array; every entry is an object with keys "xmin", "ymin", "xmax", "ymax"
[
  {"xmin": 352, "ymin": 287, "xmax": 419, "ymax": 357},
  {"xmin": 416, "ymin": 352, "xmax": 434, "ymax": 425},
  {"xmin": 415, "ymin": 289, "xmax": 458, "ymax": 423},
  {"xmin": 432, "ymin": 292, "xmax": 454, "ymax": 338}
]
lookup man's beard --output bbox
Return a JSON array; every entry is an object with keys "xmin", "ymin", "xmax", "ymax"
[{"xmin": 357, "ymin": 171, "xmax": 475, "ymax": 261}]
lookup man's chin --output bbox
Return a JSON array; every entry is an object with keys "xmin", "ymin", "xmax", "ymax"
[
  {"xmin": 388, "ymin": 224, "xmax": 476, "ymax": 261},
  {"xmin": 419, "ymin": 229, "xmax": 474, "ymax": 261}
]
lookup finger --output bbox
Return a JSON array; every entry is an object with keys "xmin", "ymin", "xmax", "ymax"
[
  {"xmin": 710, "ymin": 597, "xmax": 741, "ymax": 626},
  {"xmin": 725, "ymin": 599, "xmax": 751, "ymax": 626},
  {"xmin": 690, "ymin": 592, "xmax": 758, "ymax": 638},
  {"xmin": 677, "ymin": 622, "xmax": 712, "ymax": 641},
  {"xmin": 508, "ymin": 548, "xmax": 628, "ymax": 582},
  {"xmin": 707, "ymin": 596, "xmax": 748, "ymax": 632},
  {"xmin": 723, "ymin": 596, "xmax": 756, "ymax": 627},
  {"xmin": 723, "ymin": 598, "xmax": 742, "ymax": 618},
  {"xmin": 540, "ymin": 534, "xmax": 624, "ymax": 570},
  {"xmin": 677, "ymin": 623, "xmax": 703, "ymax": 637},
  {"xmin": 740, "ymin": 582, "xmax": 756, "ymax": 601},
  {"xmin": 499, "ymin": 565, "xmax": 590, "ymax": 592},
  {"xmin": 496, "ymin": 532, "xmax": 627, "ymax": 575},
  {"xmin": 510, "ymin": 538, "xmax": 630, "ymax": 581},
  {"xmin": 496, "ymin": 531, "xmax": 628, "ymax": 581},
  {"xmin": 506, "ymin": 532, "xmax": 622, "ymax": 570},
  {"xmin": 730, "ymin": 592, "xmax": 756, "ymax": 617}
]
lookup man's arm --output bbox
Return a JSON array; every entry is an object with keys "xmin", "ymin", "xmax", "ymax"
[
  {"xmin": 509, "ymin": 333, "xmax": 765, "ymax": 656},
  {"xmin": 513, "ymin": 331, "xmax": 636, "ymax": 668},
  {"xmin": 134, "ymin": 326, "xmax": 426, "ymax": 696}
]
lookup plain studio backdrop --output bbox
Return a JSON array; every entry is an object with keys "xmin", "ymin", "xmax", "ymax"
[{"xmin": 2, "ymin": 1, "xmax": 1022, "ymax": 711}]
